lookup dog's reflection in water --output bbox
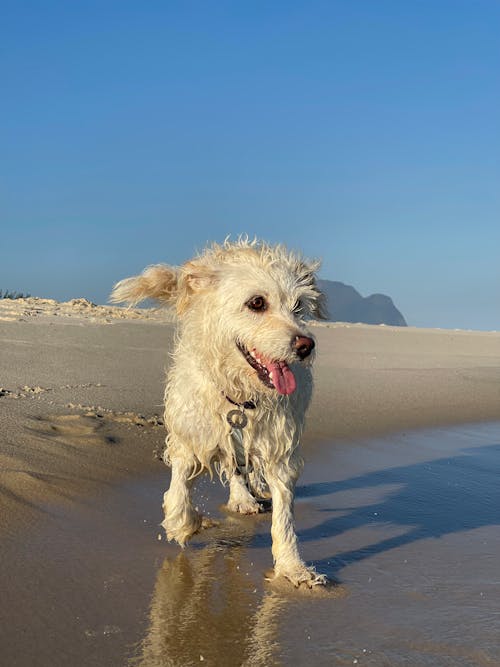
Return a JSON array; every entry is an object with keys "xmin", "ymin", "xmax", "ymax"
[{"xmin": 132, "ymin": 526, "xmax": 286, "ymax": 667}]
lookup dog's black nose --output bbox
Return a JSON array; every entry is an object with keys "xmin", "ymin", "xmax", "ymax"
[{"xmin": 293, "ymin": 335, "xmax": 315, "ymax": 360}]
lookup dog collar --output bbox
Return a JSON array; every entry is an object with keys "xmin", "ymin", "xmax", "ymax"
[
  {"xmin": 224, "ymin": 394, "xmax": 256, "ymax": 431},
  {"xmin": 224, "ymin": 394, "xmax": 257, "ymax": 411}
]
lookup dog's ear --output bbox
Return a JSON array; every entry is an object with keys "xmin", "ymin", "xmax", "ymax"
[
  {"xmin": 110, "ymin": 264, "xmax": 179, "ymax": 307},
  {"xmin": 176, "ymin": 260, "xmax": 218, "ymax": 315},
  {"xmin": 298, "ymin": 260, "xmax": 329, "ymax": 321},
  {"xmin": 310, "ymin": 287, "xmax": 329, "ymax": 320}
]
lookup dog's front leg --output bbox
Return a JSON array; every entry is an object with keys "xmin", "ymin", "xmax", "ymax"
[
  {"xmin": 266, "ymin": 461, "xmax": 326, "ymax": 588},
  {"xmin": 161, "ymin": 455, "xmax": 202, "ymax": 547}
]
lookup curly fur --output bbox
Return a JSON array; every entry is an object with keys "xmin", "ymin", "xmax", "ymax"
[{"xmin": 111, "ymin": 238, "xmax": 328, "ymax": 587}]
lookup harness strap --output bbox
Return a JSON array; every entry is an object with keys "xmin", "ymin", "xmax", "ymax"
[
  {"xmin": 230, "ymin": 427, "xmax": 252, "ymax": 475},
  {"xmin": 223, "ymin": 393, "xmax": 256, "ymax": 480}
]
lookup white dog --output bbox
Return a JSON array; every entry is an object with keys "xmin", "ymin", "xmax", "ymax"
[{"xmin": 111, "ymin": 239, "xmax": 327, "ymax": 587}]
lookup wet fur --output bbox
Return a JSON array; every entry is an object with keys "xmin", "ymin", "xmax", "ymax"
[{"xmin": 111, "ymin": 239, "xmax": 327, "ymax": 587}]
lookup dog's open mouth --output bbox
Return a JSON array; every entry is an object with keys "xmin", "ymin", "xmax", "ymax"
[{"xmin": 237, "ymin": 342, "xmax": 297, "ymax": 395}]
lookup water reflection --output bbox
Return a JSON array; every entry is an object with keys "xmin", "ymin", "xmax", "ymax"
[{"xmin": 131, "ymin": 523, "xmax": 286, "ymax": 667}]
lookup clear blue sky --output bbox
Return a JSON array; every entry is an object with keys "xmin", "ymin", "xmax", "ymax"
[{"xmin": 2, "ymin": 1, "xmax": 499, "ymax": 329}]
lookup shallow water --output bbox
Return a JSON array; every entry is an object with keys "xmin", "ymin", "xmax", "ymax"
[{"xmin": 2, "ymin": 422, "xmax": 500, "ymax": 666}]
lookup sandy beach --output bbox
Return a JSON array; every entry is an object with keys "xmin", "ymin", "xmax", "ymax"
[{"xmin": 1, "ymin": 297, "xmax": 499, "ymax": 666}]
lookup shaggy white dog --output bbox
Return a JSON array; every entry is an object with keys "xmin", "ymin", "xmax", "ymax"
[{"xmin": 111, "ymin": 239, "xmax": 327, "ymax": 587}]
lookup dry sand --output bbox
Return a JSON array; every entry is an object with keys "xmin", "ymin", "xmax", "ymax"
[{"xmin": 0, "ymin": 298, "xmax": 499, "ymax": 666}]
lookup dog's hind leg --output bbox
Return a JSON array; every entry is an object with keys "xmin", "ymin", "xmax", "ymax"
[
  {"xmin": 161, "ymin": 455, "xmax": 203, "ymax": 546},
  {"xmin": 227, "ymin": 473, "xmax": 263, "ymax": 515},
  {"xmin": 266, "ymin": 460, "xmax": 326, "ymax": 588}
]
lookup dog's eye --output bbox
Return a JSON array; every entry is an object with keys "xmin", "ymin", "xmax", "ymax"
[{"xmin": 247, "ymin": 295, "xmax": 267, "ymax": 312}]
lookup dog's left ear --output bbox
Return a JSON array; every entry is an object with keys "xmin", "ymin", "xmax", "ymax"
[
  {"xmin": 299, "ymin": 260, "xmax": 329, "ymax": 321},
  {"xmin": 311, "ymin": 287, "xmax": 329, "ymax": 320},
  {"xmin": 176, "ymin": 260, "xmax": 218, "ymax": 315},
  {"xmin": 305, "ymin": 275, "xmax": 328, "ymax": 320}
]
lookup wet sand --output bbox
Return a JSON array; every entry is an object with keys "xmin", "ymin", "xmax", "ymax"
[{"xmin": 1, "ymin": 300, "xmax": 499, "ymax": 666}]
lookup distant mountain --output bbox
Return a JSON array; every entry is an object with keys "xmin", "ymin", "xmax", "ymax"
[{"xmin": 318, "ymin": 280, "xmax": 407, "ymax": 326}]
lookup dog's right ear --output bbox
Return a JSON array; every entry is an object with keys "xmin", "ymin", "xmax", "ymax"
[
  {"xmin": 110, "ymin": 264, "xmax": 179, "ymax": 307},
  {"xmin": 110, "ymin": 259, "xmax": 217, "ymax": 315}
]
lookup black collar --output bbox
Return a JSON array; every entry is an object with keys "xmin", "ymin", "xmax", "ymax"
[{"xmin": 223, "ymin": 393, "xmax": 257, "ymax": 410}]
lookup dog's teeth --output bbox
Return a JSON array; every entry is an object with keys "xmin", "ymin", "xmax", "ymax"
[{"xmin": 269, "ymin": 371, "xmax": 273, "ymax": 379}]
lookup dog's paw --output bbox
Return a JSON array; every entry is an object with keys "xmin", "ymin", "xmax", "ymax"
[
  {"xmin": 269, "ymin": 564, "xmax": 328, "ymax": 589},
  {"xmin": 161, "ymin": 517, "xmax": 201, "ymax": 548},
  {"xmin": 162, "ymin": 514, "xmax": 219, "ymax": 546},
  {"xmin": 292, "ymin": 569, "xmax": 328, "ymax": 589},
  {"xmin": 162, "ymin": 521, "xmax": 200, "ymax": 547},
  {"xmin": 226, "ymin": 497, "xmax": 263, "ymax": 515}
]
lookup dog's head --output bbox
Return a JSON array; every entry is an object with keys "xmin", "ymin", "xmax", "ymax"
[{"xmin": 111, "ymin": 239, "xmax": 327, "ymax": 397}]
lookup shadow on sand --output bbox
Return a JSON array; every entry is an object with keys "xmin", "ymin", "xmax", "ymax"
[{"xmin": 295, "ymin": 442, "xmax": 500, "ymax": 578}]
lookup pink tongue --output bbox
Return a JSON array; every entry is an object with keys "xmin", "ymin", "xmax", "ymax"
[{"xmin": 267, "ymin": 360, "xmax": 297, "ymax": 395}]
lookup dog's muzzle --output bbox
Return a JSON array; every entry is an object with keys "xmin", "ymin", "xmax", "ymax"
[{"xmin": 236, "ymin": 336, "xmax": 314, "ymax": 396}]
